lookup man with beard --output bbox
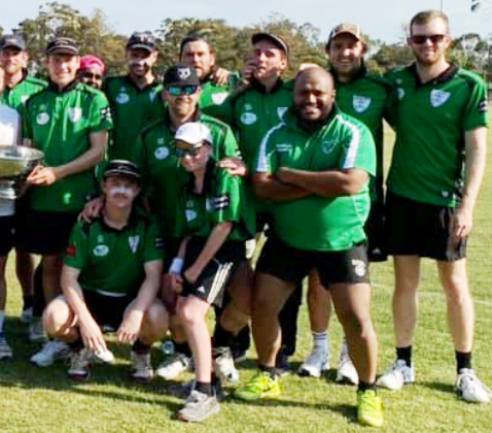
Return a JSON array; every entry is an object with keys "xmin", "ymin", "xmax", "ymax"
[
  {"xmin": 377, "ymin": 10, "xmax": 490, "ymax": 404},
  {"xmin": 234, "ymin": 67, "xmax": 384, "ymax": 427},
  {"xmin": 103, "ymin": 32, "xmax": 162, "ymax": 163},
  {"xmin": 77, "ymin": 55, "xmax": 106, "ymax": 90}
]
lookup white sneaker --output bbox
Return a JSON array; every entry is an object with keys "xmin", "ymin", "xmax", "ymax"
[
  {"xmin": 335, "ymin": 341, "xmax": 358, "ymax": 385},
  {"xmin": 68, "ymin": 348, "xmax": 92, "ymax": 380},
  {"xmin": 20, "ymin": 307, "xmax": 33, "ymax": 324},
  {"xmin": 0, "ymin": 333, "xmax": 13, "ymax": 359},
  {"xmin": 130, "ymin": 351, "xmax": 154, "ymax": 381},
  {"xmin": 456, "ymin": 369, "xmax": 491, "ymax": 403},
  {"xmin": 30, "ymin": 340, "xmax": 70, "ymax": 367},
  {"xmin": 29, "ymin": 319, "xmax": 47, "ymax": 342},
  {"xmin": 213, "ymin": 347, "xmax": 239, "ymax": 385},
  {"xmin": 177, "ymin": 389, "xmax": 220, "ymax": 423},
  {"xmin": 377, "ymin": 359, "xmax": 415, "ymax": 390},
  {"xmin": 298, "ymin": 346, "xmax": 329, "ymax": 378},
  {"xmin": 156, "ymin": 353, "xmax": 192, "ymax": 380},
  {"xmin": 93, "ymin": 348, "xmax": 115, "ymax": 364}
]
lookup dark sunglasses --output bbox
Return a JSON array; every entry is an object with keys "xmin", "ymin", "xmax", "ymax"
[
  {"xmin": 81, "ymin": 72, "xmax": 103, "ymax": 80},
  {"xmin": 176, "ymin": 146, "xmax": 201, "ymax": 157},
  {"xmin": 410, "ymin": 34, "xmax": 446, "ymax": 45},
  {"xmin": 166, "ymin": 85, "xmax": 199, "ymax": 97}
]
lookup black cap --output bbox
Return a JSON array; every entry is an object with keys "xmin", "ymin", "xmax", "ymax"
[
  {"xmin": 251, "ymin": 32, "xmax": 289, "ymax": 56},
  {"xmin": 46, "ymin": 37, "xmax": 79, "ymax": 55},
  {"xmin": 126, "ymin": 31, "xmax": 156, "ymax": 51},
  {"xmin": 0, "ymin": 34, "xmax": 26, "ymax": 51},
  {"xmin": 163, "ymin": 64, "xmax": 200, "ymax": 87},
  {"xmin": 103, "ymin": 160, "xmax": 141, "ymax": 183}
]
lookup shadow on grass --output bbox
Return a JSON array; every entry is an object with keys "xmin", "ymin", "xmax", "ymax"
[{"xmin": 419, "ymin": 380, "xmax": 455, "ymax": 396}]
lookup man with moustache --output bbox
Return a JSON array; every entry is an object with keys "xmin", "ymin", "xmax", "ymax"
[{"xmin": 77, "ymin": 55, "xmax": 106, "ymax": 90}]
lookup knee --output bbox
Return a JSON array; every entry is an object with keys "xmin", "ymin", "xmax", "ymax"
[
  {"xmin": 43, "ymin": 299, "xmax": 72, "ymax": 337},
  {"xmin": 177, "ymin": 300, "xmax": 198, "ymax": 327},
  {"xmin": 338, "ymin": 309, "xmax": 374, "ymax": 340},
  {"xmin": 443, "ymin": 279, "xmax": 469, "ymax": 305},
  {"xmin": 143, "ymin": 302, "xmax": 169, "ymax": 331}
]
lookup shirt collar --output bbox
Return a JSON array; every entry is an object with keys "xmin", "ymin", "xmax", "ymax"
[
  {"xmin": 48, "ymin": 78, "xmax": 79, "ymax": 93},
  {"xmin": 250, "ymin": 77, "xmax": 284, "ymax": 94},
  {"xmin": 409, "ymin": 62, "xmax": 458, "ymax": 87}
]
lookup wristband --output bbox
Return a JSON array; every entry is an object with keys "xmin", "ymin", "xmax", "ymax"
[{"xmin": 169, "ymin": 257, "xmax": 184, "ymax": 274}]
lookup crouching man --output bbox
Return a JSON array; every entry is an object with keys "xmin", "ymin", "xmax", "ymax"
[{"xmin": 42, "ymin": 160, "xmax": 169, "ymax": 380}]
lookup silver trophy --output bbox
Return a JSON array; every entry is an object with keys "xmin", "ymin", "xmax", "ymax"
[{"xmin": 0, "ymin": 145, "xmax": 44, "ymax": 199}]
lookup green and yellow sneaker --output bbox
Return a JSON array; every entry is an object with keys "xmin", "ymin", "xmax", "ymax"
[
  {"xmin": 357, "ymin": 389, "xmax": 384, "ymax": 427},
  {"xmin": 234, "ymin": 370, "xmax": 281, "ymax": 401}
]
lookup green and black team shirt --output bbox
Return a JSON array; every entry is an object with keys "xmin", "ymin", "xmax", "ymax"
[
  {"xmin": 137, "ymin": 111, "xmax": 241, "ymax": 240},
  {"xmin": 64, "ymin": 213, "xmax": 164, "ymax": 297},
  {"xmin": 182, "ymin": 161, "xmax": 255, "ymax": 242},
  {"xmin": 199, "ymin": 71, "xmax": 241, "ymax": 109},
  {"xmin": 256, "ymin": 107, "xmax": 376, "ymax": 252},
  {"xmin": 0, "ymin": 70, "xmax": 47, "ymax": 112},
  {"xmin": 23, "ymin": 81, "xmax": 113, "ymax": 213},
  {"xmin": 386, "ymin": 63, "xmax": 488, "ymax": 207},
  {"xmin": 332, "ymin": 66, "xmax": 391, "ymax": 202},
  {"xmin": 103, "ymin": 75, "xmax": 163, "ymax": 162}
]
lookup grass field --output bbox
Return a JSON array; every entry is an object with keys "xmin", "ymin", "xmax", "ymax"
[{"xmin": 1, "ymin": 124, "xmax": 491, "ymax": 433}]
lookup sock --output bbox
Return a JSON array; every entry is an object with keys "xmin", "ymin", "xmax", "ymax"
[
  {"xmin": 132, "ymin": 340, "xmax": 150, "ymax": 354},
  {"xmin": 174, "ymin": 341, "xmax": 192, "ymax": 357},
  {"xmin": 68, "ymin": 336, "xmax": 84, "ymax": 352},
  {"xmin": 358, "ymin": 381, "xmax": 377, "ymax": 392},
  {"xmin": 396, "ymin": 346, "xmax": 412, "ymax": 367},
  {"xmin": 213, "ymin": 322, "xmax": 235, "ymax": 349},
  {"xmin": 259, "ymin": 364, "xmax": 279, "ymax": 378},
  {"xmin": 22, "ymin": 295, "xmax": 34, "ymax": 310},
  {"xmin": 312, "ymin": 331, "xmax": 328, "ymax": 353},
  {"xmin": 195, "ymin": 381, "xmax": 212, "ymax": 396},
  {"xmin": 0, "ymin": 311, "xmax": 5, "ymax": 332},
  {"xmin": 456, "ymin": 351, "xmax": 472, "ymax": 373}
]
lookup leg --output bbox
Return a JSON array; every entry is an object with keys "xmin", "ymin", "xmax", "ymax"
[
  {"xmin": 43, "ymin": 296, "xmax": 78, "ymax": 342},
  {"xmin": 41, "ymin": 254, "xmax": 63, "ymax": 304},
  {"xmin": 15, "ymin": 249, "xmax": 34, "ymax": 312},
  {"xmin": 278, "ymin": 279, "xmax": 302, "ymax": 358},
  {"xmin": 0, "ymin": 256, "xmax": 7, "ymax": 320},
  {"xmin": 136, "ymin": 300, "xmax": 169, "ymax": 345}
]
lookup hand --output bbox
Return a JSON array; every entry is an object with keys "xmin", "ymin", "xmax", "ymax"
[
  {"xmin": 218, "ymin": 157, "xmax": 248, "ymax": 177},
  {"xmin": 276, "ymin": 167, "xmax": 295, "ymax": 183},
  {"xmin": 79, "ymin": 315, "xmax": 106, "ymax": 353},
  {"xmin": 27, "ymin": 165, "xmax": 60, "ymax": 186},
  {"xmin": 165, "ymin": 272, "xmax": 183, "ymax": 294},
  {"xmin": 241, "ymin": 58, "xmax": 257, "ymax": 83},
  {"xmin": 183, "ymin": 265, "xmax": 202, "ymax": 285},
  {"xmin": 211, "ymin": 67, "xmax": 230, "ymax": 86},
  {"xmin": 452, "ymin": 205, "xmax": 473, "ymax": 244},
  {"xmin": 79, "ymin": 196, "xmax": 104, "ymax": 223},
  {"xmin": 161, "ymin": 275, "xmax": 179, "ymax": 313},
  {"xmin": 117, "ymin": 308, "xmax": 144, "ymax": 344}
]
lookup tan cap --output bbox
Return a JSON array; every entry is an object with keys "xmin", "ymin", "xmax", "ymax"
[{"xmin": 327, "ymin": 23, "xmax": 365, "ymax": 47}]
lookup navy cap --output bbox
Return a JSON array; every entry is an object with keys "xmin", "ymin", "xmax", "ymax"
[
  {"xmin": 0, "ymin": 34, "xmax": 26, "ymax": 51},
  {"xmin": 103, "ymin": 160, "xmax": 141, "ymax": 183},
  {"xmin": 126, "ymin": 31, "xmax": 156, "ymax": 51},
  {"xmin": 251, "ymin": 32, "xmax": 289, "ymax": 56},
  {"xmin": 46, "ymin": 37, "xmax": 79, "ymax": 55},
  {"xmin": 163, "ymin": 64, "xmax": 200, "ymax": 87}
]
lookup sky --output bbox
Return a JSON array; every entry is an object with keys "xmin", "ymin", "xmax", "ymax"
[{"xmin": 2, "ymin": 0, "xmax": 491, "ymax": 43}]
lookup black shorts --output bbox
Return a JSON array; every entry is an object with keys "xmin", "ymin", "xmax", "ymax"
[
  {"xmin": 256, "ymin": 236, "xmax": 370, "ymax": 288},
  {"xmin": 365, "ymin": 199, "xmax": 387, "ymax": 262},
  {"xmin": 385, "ymin": 191, "xmax": 466, "ymax": 261},
  {"xmin": 83, "ymin": 290, "xmax": 133, "ymax": 330},
  {"xmin": 181, "ymin": 237, "xmax": 245, "ymax": 307},
  {"xmin": 16, "ymin": 210, "xmax": 79, "ymax": 255},
  {"xmin": 0, "ymin": 216, "xmax": 15, "ymax": 256}
]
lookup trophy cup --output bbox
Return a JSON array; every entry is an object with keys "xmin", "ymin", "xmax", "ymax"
[{"xmin": 0, "ymin": 145, "xmax": 44, "ymax": 199}]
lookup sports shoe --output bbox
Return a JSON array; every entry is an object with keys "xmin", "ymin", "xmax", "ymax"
[
  {"xmin": 357, "ymin": 389, "xmax": 384, "ymax": 427},
  {"xmin": 0, "ymin": 333, "xmax": 13, "ymax": 359},
  {"xmin": 336, "ymin": 342, "xmax": 358, "ymax": 385},
  {"xmin": 298, "ymin": 346, "xmax": 329, "ymax": 378},
  {"xmin": 30, "ymin": 340, "xmax": 70, "ymax": 367},
  {"xmin": 377, "ymin": 359, "xmax": 415, "ymax": 390},
  {"xmin": 234, "ymin": 370, "xmax": 281, "ymax": 401},
  {"xmin": 177, "ymin": 390, "xmax": 220, "ymax": 423},
  {"xmin": 130, "ymin": 351, "xmax": 154, "ymax": 381},
  {"xmin": 28, "ymin": 319, "xmax": 47, "ymax": 342},
  {"xmin": 93, "ymin": 348, "xmax": 115, "ymax": 364},
  {"xmin": 213, "ymin": 347, "xmax": 239, "ymax": 385},
  {"xmin": 456, "ymin": 368, "xmax": 491, "ymax": 403},
  {"xmin": 68, "ymin": 348, "xmax": 92, "ymax": 380},
  {"xmin": 275, "ymin": 353, "xmax": 291, "ymax": 376},
  {"xmin": 20, "ymin": 307, "xmax": 33, "ymax": 324},
  {"xmin": 155, "ymin": 353, "xmax": 192, "ymax": 380},
  {"xmin": 170, "ymin": 379, "xmax": 227, "ymax": 402}
]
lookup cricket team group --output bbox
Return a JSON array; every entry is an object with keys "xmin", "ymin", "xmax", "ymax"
[{"xmin": 0, "ymin": 8, "xmax": 489, "ymax": 427}]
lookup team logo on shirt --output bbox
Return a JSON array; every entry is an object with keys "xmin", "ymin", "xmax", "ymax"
[
  {"xmin": 397, "ymin": 88, "xmax": 405, "ymax": 100},
  {"xmin": 321, "ymin": 139, "xmax": 337, "ymax": 155},
  {"xmin": 21, "ymin": 95, "xmax": 29, "ymax": 104},
  {"xmin": 93, "ymin": 244, "xmax": 109, "ymax": 257},
  {"xmin": 277, "ymin": 107, "xmax": 288, "ymax": 119},
  {"xmin": 240, "ymin": 112, "xmax": 257, "ymax": 125},
  {"xmin": 149, "ymin": 88, "xmax": 159, "ymax": 102},
  {"xmin": 351, "ymin": 259, "xmax": 367, "ymax": 277},
  {"xmin": 352, "ymin": 95, "xmax": 372, "ymax": 113},
  {"xmin": 154, "ymin": 146, "xmax": 170, "ymax": 160},
  {"xmin": 211, "ymin": 92, "xmax": 229, "ymax": 105},
  {"xmin": 128, "ymin": 235, "xmax": 140, "ymax": 253},
  {"xmin": 116, "ymin": 90, "xmax": 130, "ymax": 104},
  {"xmin": 185, "ymin": 210, "xmax": 197, "ymax": 221},
  {"xmin": 430, "ymin": 89, "xmax": 451, "ymax": 107},
  {"xmin": 479, "ymin": 100, "xmax": 488, "ymax": 113},
  {"xmin": 36, "ymin": 112, "xmax": 50, "ymax": 125},
  {"xmin": 68, "ymin": 107, "xmax": 83, "ymax": 123}
]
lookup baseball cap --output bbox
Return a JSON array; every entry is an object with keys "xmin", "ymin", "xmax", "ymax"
[
  {"xmin": 79, "ymin": 55, "xmax": 106, "ymax": 74},
  {"xmin": 327, "ymin": 23, "xmax": 365, "ymax": 47},
  {"xmin": 251, "ymin": 32, "xmax": 289, "ymax": 56},
  {"xmin": 175, "ymin": 122, "xmax": 213, "ymax": 149},
  {"xmin": 46, "ymin": 37, "xmax": 79, "ymax": 55},
  {"xmin": 163, "ymin": 64, "xmax": 200, "ymax": 87},
  {"xmin": 103, "ymin": 160, "xmax": 141, "ymax": 183},
  {"xmin": 0, "ymin": 34, "xmax": 26, "ymax": 51},
  {"xmin": 126, "ymin": 31, "xmax": 156, "ymax": 51}
]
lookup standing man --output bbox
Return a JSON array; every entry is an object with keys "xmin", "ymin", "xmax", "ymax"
[
  {"xmin": 377, "ymin": 10, "xmax": 490, "ymax": 404},
  {"xmin": 77, "ymin": 55, "xmax": 106, "ymax": 90},
  {"xmin": 104, "ymin": 32, "xmax": 162, "ymax": 163},
  {"xmin": 18, "ymin": 37, "xmax": 112, "ymax": 367},
  {"xmin": 234, "ymin": 67, "xmax": 383, "ymax": 427}
]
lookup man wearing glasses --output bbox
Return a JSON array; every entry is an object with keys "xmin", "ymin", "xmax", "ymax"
[{"xmin": 377, "ymin": 10, "xmax": 490, "ymax": 404}]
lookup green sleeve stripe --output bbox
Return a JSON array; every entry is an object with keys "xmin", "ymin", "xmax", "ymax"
[
  {"xmin": 256, "ymin": 121, "xmax": 284, "ymax": 173},
  {"xmin": 337, "ymin": 116, "xmax": 361, "ymax": 169}
]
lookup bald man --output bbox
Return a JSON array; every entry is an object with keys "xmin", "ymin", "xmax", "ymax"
[{"xmin": 234, "ymin": 68, "xmax": 384, "ymax": 427}]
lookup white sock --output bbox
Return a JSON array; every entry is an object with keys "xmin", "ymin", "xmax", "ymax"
[
  {"xmin": 0, "ymin": 311, "xmax": 5, "ymax": 332},
  {"xmin": 312, "ymin": 331, "xmax": 329, "ymax": 353}
]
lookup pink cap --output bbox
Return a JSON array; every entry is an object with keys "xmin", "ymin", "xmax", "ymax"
[{"xmin": 79, "ymin": 55, "xmax": 106, "ymax": 75}]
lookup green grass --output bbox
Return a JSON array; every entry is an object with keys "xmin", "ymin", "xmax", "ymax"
[{"xmin": 1, "ymin": 123, "xmax": 492, "ymax": 432}]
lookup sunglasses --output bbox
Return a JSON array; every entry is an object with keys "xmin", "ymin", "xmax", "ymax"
[
  {"xmin": 81, "ymin": 72, "xmax": 103, "ymax": 80},
  {"xmin": 166, "ymin": 85, "xmax": 199, "ymax": 96},
  {"xmin": 175, "ymin": 146, "xmax": 201, "ymax": 157},
  {"xmin": 409, "ymin": 34, "xmax": 446, "ymax": 45}
]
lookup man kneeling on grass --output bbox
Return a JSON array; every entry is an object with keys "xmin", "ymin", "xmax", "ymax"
[{"xmin": 42, "ymin": 160, "xmax": 169, "ymax": 380}]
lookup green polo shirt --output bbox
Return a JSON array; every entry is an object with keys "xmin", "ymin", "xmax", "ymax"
[
  {"xmin": 64, "ymin": 213, "xmax": 164, "ymax": 296},
  {"xmin": 199, "ymin": 72, "xmax": 241, "ymax": 109},
  {"xmin": 182, "ymin": 161, "xmax": 255, "ymax": 241},
  {"xmin": 256, "ymin": 107, "xmax": 375, "ymax": 251},
  {"xmin": 138, "ymin": 110, "xmax": 241, "ymax": 239},
  {"xmin": 0, "ymin": 71, "xmax": 47, "ymax": 112},
  {"xmin": 23, "ymin": 81, "xmax": 112, "ymax": 212},
  {"xmin": 103, "ymin": 75, "xmax": 163, "ymax": 162},
  {"xmin": 386, "ymin": 64, "xmax": 488, "ymax": 207}
]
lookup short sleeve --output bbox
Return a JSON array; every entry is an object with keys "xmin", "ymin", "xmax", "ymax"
[
  {"xmin": 87, "ymin": 91, "xmax": 113, "ymax": 133},
  {"xmin": 340, "ymin": 121, "xmax": 376, "ymax": 177},
  {"xmin": 142, "ymin": 221, "xmax": 165, "ymax": 263},
  {"xmin": 211, "ymin": 170, "xmax": 242, "ymax": 225},
  {"xmin": 463, "ymin": 76, "xmax": 488, "ymax": 131},
  {"xmin": 63, "ymin": 222, "xmax": 89, "ymax": 269}
]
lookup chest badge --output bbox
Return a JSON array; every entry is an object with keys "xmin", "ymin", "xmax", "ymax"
[
  {"xmin": 211, "ymin": 92, "xmax": 229, "ymax": 105},
  {"xmin": 154, "ymin": 146, "xmax": 170, "ymax": 160},
  {"xmin": 397, "ymin": 88, "xmax": 405, "ymax": 100},
  {"xmin": 352, "ymin": 95, "xmax": 372, "ymax": 113},
  {"xmin": 93, "ymin": 245, "xmax": 109, "ymax": 257},
  {"xmin": 277, "ymin": 107, "xmax": 288, "ymax": 119},
  {"xmin": 430, "ymin": 89, "xmax": 451, "ymax": 107},
  {"xmin": 321, "ymin": 139, "xmax": 337, "ymax": 155},
  {"xmin": 68, "ymin": 107, "xmax": 82, "ymax": 123},
  {"xmin": 128, "ymin": 235, "xmax": 140, "ymax": 253},
  {"xmin": 36, "ymin": 112, "xmax": 50, "ymax": 125},
  {"xmin": 116, "ymin": 92, "xmax": 130, "ymax": 104}
]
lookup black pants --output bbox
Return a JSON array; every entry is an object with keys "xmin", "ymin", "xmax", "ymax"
[{"xmin": 278, "ymin": 281, "xmax": 303, "ymax": 357}]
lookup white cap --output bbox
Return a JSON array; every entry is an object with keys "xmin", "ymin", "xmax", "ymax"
[{"xmin": 175, "ymin": 122, "xmax": 213, "ymax": 147}]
